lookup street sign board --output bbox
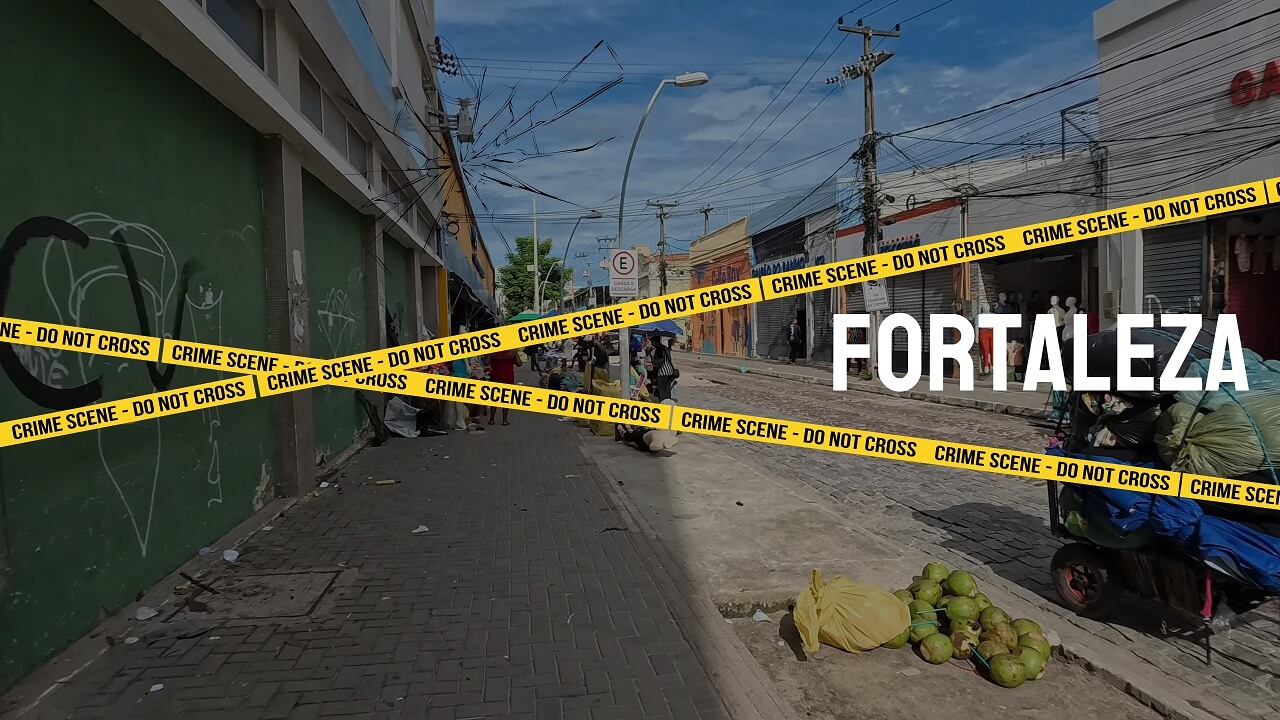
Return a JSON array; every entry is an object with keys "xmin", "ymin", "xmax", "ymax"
[
  {"xmin": 609, "ymin": 249, "xmax": 638, "ymax": 298},
  {"xmin": 861, "ymin": 279, "xmax": 890, "ymax": 312}
]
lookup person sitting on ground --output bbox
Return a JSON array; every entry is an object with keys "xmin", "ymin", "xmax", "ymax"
[{"xmin": 614, "ymin": 399, "xmax": 679, "ymax": 452}]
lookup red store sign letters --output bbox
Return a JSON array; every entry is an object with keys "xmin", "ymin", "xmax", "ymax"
[{"xmin": 1230, "ymin": 61, "xmax": 1280, "ymax": 107}]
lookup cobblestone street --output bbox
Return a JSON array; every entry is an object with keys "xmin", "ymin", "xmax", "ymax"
[{"xmin": 676, "ymin": 361, "xmax": 1280, "ymax": 719}]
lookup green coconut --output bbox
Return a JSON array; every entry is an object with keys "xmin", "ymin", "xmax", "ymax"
[
  {"xmin": 973, "ymin": 593, "xmax": 992, "ymax": 611},
  {"xmin": 954, "ymin": 620, "xmax": 981, "ymax": 642},
  {"xmin": 945, "ymin": 597, "xmax": 979, "ymax": 624},
  {"xmin": 908, "ymin": 579, "xmax": 943, "ymax": 606},
  {"xmin": 950, "ymin": 631, "xmax": 975, "ymax": 660},
  {"xmin": 1018, "ymin": 631, "xmax": 1052, "ymax": 660},
  {"xmin": 921, "ymin": 562, "xmax": 950, "ymax": 584},
  {"xmin": 944, "ymin": 570, "xmax": 979, "ymax": 598},
  {"xmin": 988, "ymin": 653, "xmax": 1028, "ymax": 688},
  {"xmin": 908, "ymin": 599, "xmax": 938, "ymax": 620},
  {"xmin": 937, "ymin": 595, "xmax": 957, "ymax": 608},
  {"xmin": 1012, "ymin": 618, "xmax": 1042, "ymax": 637},
  {"xmin": 918, "ymin": 633, "xmax": 954, "ymax": 664},
  {"xmin": 980, "ymin": 622, "xmax": 1019, "ymax": 649},
  {"xmin": 978, "ymin": 606, "xmax": 1012, "ymax": 628},
  {"xmin": 1011, "ymin": 646, "xmax": 1046, "ymax": 680},
  {"xmin": 893, "ymin": 589, "xmax": 915, "ymax": 605},
  {"xmin": 909, "ymin": 621, "xmax": 939, "ymax": 644},
  {"xmin": 975, "ymin": 640, "xmax": 1008, "ymax": 663},
  {"xmin": 882, "ymin": 627, "xmax": 911, "ymax": 649}
]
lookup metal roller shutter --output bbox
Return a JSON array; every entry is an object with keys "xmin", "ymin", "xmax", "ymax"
[
  {"xmin": 848, "ymin": 284, "xmax": 867, "ymax": 313},
  {"xmin": 810, "ymin": 288, "xmax": 833, "ymax": 362},
  {"xmin": 1142, "ymin": 222, "xmax": 1205, "ymax": 314},
  {"xmin": 923, "ymin": 267, "xmax": 955, "ymax": 372},
  {"xmin": 754, "ymin": 297, "xmax": 798, "ymax": 359},
  {"xmin": 889, "ymin": 273, "xmax": 924, "ymax": 352}
]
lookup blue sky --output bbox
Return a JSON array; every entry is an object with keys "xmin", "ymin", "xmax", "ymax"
[{"xmin": 436, "ymin": 0, "xmax": 1112, "ymax": 285}]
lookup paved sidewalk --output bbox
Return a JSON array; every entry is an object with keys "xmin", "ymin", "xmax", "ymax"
[
  {"xmin": 677, "ymin": 367, "xmax": 1280, "ymax": 720},
  {"xmin": 3, "ymin": 395, "xmax": 734, "ymax": 720},
  {"xmin": 681, "ymin": 351, "xmax": 1049, "ymax": 418}
]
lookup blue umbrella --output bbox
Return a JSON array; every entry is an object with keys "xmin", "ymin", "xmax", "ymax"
[
  {"xmin": 539, "ymin": 308, "xmax": 564, "ymax": 318},
  {"xmin": 636, "ymin": 319, "xmax": 683, "ymax": 336}
]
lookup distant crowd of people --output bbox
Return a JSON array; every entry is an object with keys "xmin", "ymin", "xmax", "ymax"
[{"xmin": 404, "ymin": 331, "xmax": 681, "ymax": 432}]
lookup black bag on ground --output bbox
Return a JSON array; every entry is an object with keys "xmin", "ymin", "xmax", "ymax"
[{"xmin": 1062, "ymin": 321, "xmax": 1218, "ymax": 400}]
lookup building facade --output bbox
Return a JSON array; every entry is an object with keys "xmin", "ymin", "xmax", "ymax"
[
  {"xmin": 689, "ymin": 218, "xmax": 753, "ymax": 357},
  {"xmin": 0, "ymin": 0, "xmax": 493, "ymax": 692},
  {"xmin": 1095, "ymin": 0, "xmax": 1280, "ymax": 360}
]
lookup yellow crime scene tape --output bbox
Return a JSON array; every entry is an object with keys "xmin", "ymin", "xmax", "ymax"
[
  {"xmin": 0, "ymin": 348, "xmax": 1275, "ymax": 514},
  {"xmin": 193, "ymin": 177, "xmax": 1280, "ymax": 394},
  {"xmin": 2, "ymin": 178, "xmax": 1279, "ymax": 512},
  {"xmin": 1, "ymin": 178, "xmax": 1272, "ymax": 394}
]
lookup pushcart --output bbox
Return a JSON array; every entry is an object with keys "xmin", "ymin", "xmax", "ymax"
[{"xmin": 1044, "ymin": 394, "xmax": 1273, "ymax": 665}]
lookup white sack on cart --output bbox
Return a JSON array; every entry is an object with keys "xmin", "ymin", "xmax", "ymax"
[{"xmin": 384, "ymin": 397, "xmax": 421, "ymax": 438}]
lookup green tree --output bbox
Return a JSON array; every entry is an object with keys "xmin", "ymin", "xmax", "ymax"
[{"xmin": 499, "ymin": 235, "xmax": 570, "ymax": 315}]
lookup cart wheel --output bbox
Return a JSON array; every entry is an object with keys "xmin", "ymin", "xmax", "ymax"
[{"xmin": 1051, "ymin": 543, "xmax": 1116, "ymax": 618}]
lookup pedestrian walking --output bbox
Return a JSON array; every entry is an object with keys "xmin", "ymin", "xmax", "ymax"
[
  {"xmin": 485, "ymin": 348, "xmax": 522, "ymax": 426},
  {"xmin": 847, "ymin": 326, "xmax": 867, "ymax": 375},
  {"xmin": 649, "ymin": 334, "xmax": 679, "ymax": 401},
  {"xmin": 787, "ymin": 319, "xmax": 803, "ymax": 364}
]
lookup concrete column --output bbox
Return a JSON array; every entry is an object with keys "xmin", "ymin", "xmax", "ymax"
[
  {"xmin": 1122, "ymin": 229, "xmax": 1144, "ymax": 315},
  {"xmin": 436, "ymin": 266, "xmax": 451, "ymax": 334},
  {"xmin": 363, "ymin": 220, "xmax": 387, "ymax": 406},
  {"xmin": 420, "ymin": 264, "xmax": 440, "ymax": 338},
  {"xmin": 410, "ymin": 250, "xmax": 426, "ymax": 341},
  {"xmin": 260, "ymin": 135, "xmax": 314, "ymax": 497}
]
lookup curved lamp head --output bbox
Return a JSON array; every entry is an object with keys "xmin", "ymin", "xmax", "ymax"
[{"xmin": 673, "ymin": 72, "xmax": 710, "ymax": 88}]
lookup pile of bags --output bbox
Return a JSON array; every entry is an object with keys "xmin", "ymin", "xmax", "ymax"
[
  {"xmin": 1062, "ymin": 322, "xmax": 1280, "ymax": 482},
  {"xmin": 1054, "ymin": 321, "xmax": 1280, "ymax": 592}
]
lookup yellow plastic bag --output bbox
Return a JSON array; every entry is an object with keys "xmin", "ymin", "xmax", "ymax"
[
  {"xmin": 590, "ymin": 379, "xmax": 621, "ymax": 436},
  {"xmin": 793, "ymin": 569, "xmax": 910, "ymax": 654}
]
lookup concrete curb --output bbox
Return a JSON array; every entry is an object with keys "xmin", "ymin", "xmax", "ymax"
[
  {"xmin": 572, "ymin": 432, "xmax": 804, "ymax": 720},
  {"xmin": 683, "ymin": 355, "xmax": 1050, "ymax": 420}
]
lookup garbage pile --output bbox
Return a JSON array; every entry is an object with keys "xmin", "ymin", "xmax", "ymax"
[
  {"xmin": 1055, "ymin": 322, "xmax": 1280, "ymax": 592},
  {"xmin": 793, "ymin": 564, "xmax": 1053, "ymax": 689}
]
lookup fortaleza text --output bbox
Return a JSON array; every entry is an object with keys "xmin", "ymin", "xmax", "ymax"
[{"xmin": 832, "ymin": 313, "xmax": 1249, "ymax": 394}]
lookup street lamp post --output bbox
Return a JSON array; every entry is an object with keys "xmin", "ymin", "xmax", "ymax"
[
  {"xmin": 537, "ymin": 259, "xmax": 565, "ymax": 312},
  {"xmin": 617, "ymin": 72, "xmax": 709, "ymax": 398}
]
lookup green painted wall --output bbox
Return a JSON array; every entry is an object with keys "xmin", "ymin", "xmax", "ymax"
[
  {"xmin": 303, "ymin": 172, "xmax": 368, "ymax": 463},
  {"xmin": 0, "ymin": 0, "xmax": 274, "ymax": 693},
  {"xmin": 384, "ymin": 243, "xmax": 411, "ymax": 345}
]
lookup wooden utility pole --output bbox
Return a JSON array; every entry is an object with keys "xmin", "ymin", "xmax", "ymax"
[
  {"xmin": 832, "ymin": 17, "xmax": 898, "ymax": 380},
  {"xmin": 647, "ymin": 200, "xmax": 677, "ymax": 295},
  {"xmin": 699, "ymin": 205, "xmax": 714, "ymax": 236}
]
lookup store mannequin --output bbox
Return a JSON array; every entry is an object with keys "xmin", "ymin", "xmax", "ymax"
[
  {"xmin": 1049, "ymin": 295, "xmax": 1066, "ymax": 343},
  {"xmin": 976, "ymin": 299, "xmax": 994, "ymax": 375},
  {"xmin": 1062, "ymin": 297, "xmax": 1078, "ymax": 343},
  {"xmin": 1234, "ymin": 234, "xmax": 1252, "ymax": 272},
  {"xmin": 994, "ymin": 292, "xmax": 1015, "ymax": 314},
  {"xmin": 1009, "ymin": 292, "xmax": 1023, "ymax": 314}
]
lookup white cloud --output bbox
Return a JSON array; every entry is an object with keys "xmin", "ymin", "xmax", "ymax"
[{"xmin": 435, "ymin": 0, "xmax": 631, "ymax": 28}]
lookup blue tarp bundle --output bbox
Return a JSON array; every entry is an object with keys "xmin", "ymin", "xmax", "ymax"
[{"xmin": 1047, "ymin": 447, "xmax": 1280, "ymax": 593}]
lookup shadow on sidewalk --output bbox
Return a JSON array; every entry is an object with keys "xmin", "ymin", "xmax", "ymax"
[{"xmin": 910, "ymin": 502, "xmax": 1227, "ymax": 647}]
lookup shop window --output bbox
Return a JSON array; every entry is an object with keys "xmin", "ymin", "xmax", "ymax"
[
  {"xmin": 198, "ymin": 0, "xmax": 265, "ymax": 69},
  {"xmin": 299, "ymin": 62, "xmax": 323, "ymax": 129}
]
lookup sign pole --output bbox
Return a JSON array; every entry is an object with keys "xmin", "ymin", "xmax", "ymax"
[{"xmin": 608, "ymin": 248, "xmax": 639, "ymax": 398}]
